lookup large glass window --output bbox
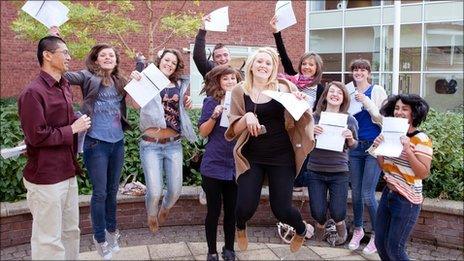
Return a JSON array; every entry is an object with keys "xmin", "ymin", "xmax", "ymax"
[
  {"xmin": 384, "ymin": 24, "xmax": 422, "ymax": 72},
  {"xmin": 321, "ymin": 73, "xmax": 342, "ymax": 85},
  {"xmin": 310, "ymin": 1, "xmax": 341, "ymax": 11},
  {"xmin": 345, "ymin": 27, "xmax": 381, "ymax": 71},
  {"xmin": 309, "ymin": 29, "xmax": 343, "ymax": 72},
  {"xmin": 423, "ymin": 73, "xmax": 463, "ymax": 111},
  {"xmin": 347, "ymin": 0, "xmax": 381, "ymax": 8},
  {"xmin": 425, "ymin": 21, "xmax": 463, "ymax": 71}
]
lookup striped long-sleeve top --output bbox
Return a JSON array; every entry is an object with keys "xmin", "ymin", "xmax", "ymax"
[{"xmin": 382, "ymin": 131, "xmax": 433, "ymax": 204}]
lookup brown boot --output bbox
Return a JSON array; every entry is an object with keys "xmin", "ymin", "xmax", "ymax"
[
  {"xmin": 290, "ymin": 232, "xmax": 305, "ymax": 253},
  {"xmin": 314, "ymin": 224, "xmax": 326, "ymax": 241},
  {"xmin": 158, "ymin": 206, "xmax": 170, "ymax": 225},
  {"xmin": 236, "ymin": 228, "xmax": 248, "ymax": 251},
  {"xmin": 147, "ymin": 215, "xmax": 158, "ymax": 233}
]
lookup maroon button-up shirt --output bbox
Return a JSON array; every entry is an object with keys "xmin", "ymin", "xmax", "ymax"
[{"xmin": 18, "ymin": 70, "xmax": 79, "ymax": 184}]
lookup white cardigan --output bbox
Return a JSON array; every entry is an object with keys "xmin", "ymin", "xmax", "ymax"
[{"xmin": 359, "ymin": 84, "xmax": 388, "ymax": 126}]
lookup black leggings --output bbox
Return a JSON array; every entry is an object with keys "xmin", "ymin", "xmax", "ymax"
[
  {"xmin": 235, "ymin": 163, "xmax": 306, "ymax": 235},
  {"xmin": 201, "ymin": 175, "xmax": 237, "ymax": 254}
]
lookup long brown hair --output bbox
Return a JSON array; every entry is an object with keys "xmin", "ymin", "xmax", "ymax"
[
  {"xmin": 315, "ymin": 81, "xmax": 350, "ymax": 115},
  {"xmin": 201, "ymin": 65, "xmax": 242, "ymax": 101},
  {"xmin": 155, "ymin": 48, "xmax": 185, "ymax": 83},
  {"xmin": 85, "ymin": 44, "xmax": 126, "ymax": 94}
]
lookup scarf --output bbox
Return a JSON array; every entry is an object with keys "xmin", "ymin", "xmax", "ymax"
[{"xmin": 277, "ymin": 73, "xmax": 316, "ymax": 91}]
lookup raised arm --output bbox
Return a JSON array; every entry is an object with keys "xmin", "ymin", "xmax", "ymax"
[
  {"xmin": 270, "ymin": 16, "xmax": 298, "ymax": 76},
  {"xmin": 193, "ymin": 15, "xmax": 215, "ymax": 78}
]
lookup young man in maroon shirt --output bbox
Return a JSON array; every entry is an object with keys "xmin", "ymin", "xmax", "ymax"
[{"xmin": 18, "ymin": 35, "xmax": 91, "ymax": 260}]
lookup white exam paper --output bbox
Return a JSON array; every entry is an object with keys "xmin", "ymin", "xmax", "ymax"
[
  {"xmin": 220, "ymin": 91, "xmax": 232, "ymax": 128},
  {"xmin": 374, "ymin": 117, "xmax": 409, "ymax": 157},
  {"xmin": 77, "ymin": 131, "xmax": 86, "ymax": 154},
  {"xmin": 346, "ymin": 81, "xmax": 363, "ymax": 116},
  {"xmin": 205, "ymin": 6, "xmax": 229, "ymax": 32},
  {"xmin": 1, "ymin": 145, "xmax": 27, "ymax": 159},
  {"xmin": 316, "ymin": 111, "xmax": 348, "ymax": 152},
  {"xmin": 275, "ymin": 1, "xmax": 297, "ymax": 32},
  {"xmin": 124, "ymin": 63, "xmax": 171, "ymax": 108},
  {"xmin": 262, "ymin": 90, "xmax": 310, "ymax": 121},
  {"xmin": 21, "ymin": 1, "xmax": 69, "ymax": 28}
]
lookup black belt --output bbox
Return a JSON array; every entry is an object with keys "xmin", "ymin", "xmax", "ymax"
[{"xmin": 141, "ymin": 135, "xmax": 181, "ymax": 144}]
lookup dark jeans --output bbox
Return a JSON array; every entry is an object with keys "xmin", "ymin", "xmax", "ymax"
[
  {"xmin": 349, "ymin": 140, "xmax": 382, "ymax": 230},
  {"xmin": 83, "ymin": 136, "xmax": 124, "ymax": 243},
  {"xmin": 375, "ymin": 187, "xmax": 421, "ymax": 261},
  {"xmin": 201, "ymin": 175, "xmax": 237, "ymax": 254},
  {"xmin": 294, "ymin": 156, "xmax": 310, "ymax": 187},
  {"xmin": 236, "ymin": 163, "xmax": 306, "ymax": 235},
  {"xmin": 307, "ymin": 170, "xmax": 349, "ymax": 225}
]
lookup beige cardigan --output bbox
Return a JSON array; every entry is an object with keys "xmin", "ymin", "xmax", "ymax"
[{"xmin": 225, "ymin": 79, "xmax": 315, "ymax": 180}]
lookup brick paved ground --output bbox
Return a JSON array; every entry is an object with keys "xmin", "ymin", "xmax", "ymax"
[{"xmin": 1, "ymin": 225, "xmax": 463, "ymax": 260}]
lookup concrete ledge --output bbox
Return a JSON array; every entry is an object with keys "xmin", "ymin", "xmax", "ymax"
[{"xmin": 2, "ymin": 186, "xmax": 462, "ymax": 217}]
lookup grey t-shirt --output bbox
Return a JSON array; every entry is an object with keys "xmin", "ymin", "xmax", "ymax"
[
  {"xmin": 87, "ymin": 83, "xmax": 124, "ymax": 143},
  {"xmin": 307, "ymin": 113, "xmax": 359, "ymax": 172}
]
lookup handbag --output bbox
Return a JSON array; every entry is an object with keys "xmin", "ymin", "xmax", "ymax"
[{"xmin": 119, "ymin": 173, "xmax": 146, "ymax": 196}]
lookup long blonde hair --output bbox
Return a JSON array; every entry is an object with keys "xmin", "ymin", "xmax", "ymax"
[{"xmin": 242, "ymin": 47, "xmax": 280, "ymax": 94}]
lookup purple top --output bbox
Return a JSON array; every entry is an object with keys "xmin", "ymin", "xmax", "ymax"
[{"xmin": 198, "ymin": 97, "xmax": 236, "ymax": 180}]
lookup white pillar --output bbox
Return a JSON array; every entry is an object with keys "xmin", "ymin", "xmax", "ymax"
[{"xmin": 392, "ymin": 1, "xmax": 401, "ymax": 95}]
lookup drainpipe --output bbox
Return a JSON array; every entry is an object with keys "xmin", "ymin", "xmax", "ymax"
[{"xmin": 392, "ymin": 1, "xmax": 401, "ymax": 95}]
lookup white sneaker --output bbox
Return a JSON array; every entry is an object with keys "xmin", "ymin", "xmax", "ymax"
[
  {"xmin": 93, "ymin": 237, "xmax": 112, "ymax": 260},
  {"xmin": 348, "ymin": 228, "xmax": 365, "ymax": 250},
  {"xmin": 304, "ymin": 221, "xmax": 315, "ymax": 239},
  {"xmin": 362, "ymin": 235, "xmax": 377, "ymax": 255},
  {"xmin": 105, "ymin": 229, "xmax": 121, "ymax": 253}
]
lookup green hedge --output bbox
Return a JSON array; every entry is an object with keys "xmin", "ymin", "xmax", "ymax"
[{"xmin": 1, "ymin": 99, "xmax": 463, "ymax": 202}]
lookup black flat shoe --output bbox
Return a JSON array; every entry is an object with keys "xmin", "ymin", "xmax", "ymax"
[
  {"xmin": 207, "ymin": 253, "xmax": 218, "ymax": 261},
  {"xmin": 221, "ymin": 247, "xmax": 236, "ymax": 261}
]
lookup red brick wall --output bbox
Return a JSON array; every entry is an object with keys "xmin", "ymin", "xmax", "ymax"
[
  {"xmin": 1, "ymin": 196, "xmax": 463, "ymax": 250},
  {"xmin": 0, "ymin": 1, "xmax": 306, "ymax": 99}
]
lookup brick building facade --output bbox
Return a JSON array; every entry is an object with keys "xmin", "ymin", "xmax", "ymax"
[{"xmin": 0, "ymin": 1, "xmax": 306, "ymax": 99}]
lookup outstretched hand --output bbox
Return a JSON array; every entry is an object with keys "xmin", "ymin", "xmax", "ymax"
[
  {"xmin": 49, "ymin": 26, "xmax": 60, "ymax": 37},
  {"xmin": 200, "ymin": 14, "xmax": 211, "ymax": 30},
  {"xmin": 270, "ymin": 15, "xmax": 279, "ymax": 33}
]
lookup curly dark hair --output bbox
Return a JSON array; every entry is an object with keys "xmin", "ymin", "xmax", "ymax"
[
  {"xmin": 380, "ymin": 94, "xmax": 430, "ymax": 127},
  {"xmin": 155, "ymin": 49, "xmax": 185, "ymax": 83},
  {"xmin": 85, "ymin": 43, "xmax": 127, "ymax": 94},
  {"xmin": 200, "ymin": 65, "xmax": 242, "ymax": 101}
]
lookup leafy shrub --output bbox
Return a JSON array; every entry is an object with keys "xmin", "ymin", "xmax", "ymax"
[
  {"xmin": 421, "ymin": 108, "xmax": 463, "ymax": 200},
  {"xmin": 0, "ymin": 99, "xmax": 205, "ymax": 202},
  {"xmin": 2, "ymin": 99, "xmax": 462, "ymax": 202}
]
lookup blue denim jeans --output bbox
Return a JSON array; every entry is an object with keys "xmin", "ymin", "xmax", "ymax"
[
  {"xmin": 294, "ymin": 156, "xmax": 310, "ymax": 187},
  {"xmin": 375, "ymin": 187, "xmax": 421, "ymax": 261},
  {"xmin": 307, "ymin": 170, "xmax": 349, "ymax": 225},
  {"xmin": 349, "ymin": 140, "xmax": 382, "ymax": 230},
  {"xmin": 139, "ymin": 139, "xmax": 183, "ymax": 216},
  {"xmin": 83, "ymin": 136, "xmax": 124, "ymax": 243}
]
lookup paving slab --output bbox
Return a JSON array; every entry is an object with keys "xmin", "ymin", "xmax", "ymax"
[
  {"xmin": 267, "ymin": 244, "xmax": 323, "ymax": 260},
  {"xmin": 79, "ymin": 245, "xmax": 150, "ymax": 260},
  {"xmin": 148, "ymin": 242, "xmax": 191, "ymax": 260},
  {"xmin": 235, "ymin": 248, "xmax": 280, "ymax": 260},
  {"xmin": 309, "ymin": 246, "xmax": 364, "ymax": 260}
]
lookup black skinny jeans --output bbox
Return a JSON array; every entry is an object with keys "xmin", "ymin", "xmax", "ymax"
[
  {"xmin": 201, "ymin": 175, "xmax": 237, "ymax": 254},
  {"xmin": 236, "ymin": 163, "xmax": 306, "ymax": 235}
]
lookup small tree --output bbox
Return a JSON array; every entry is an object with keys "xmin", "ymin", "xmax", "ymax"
[{"xmin": 11, "ymin": 0, "xmax": 201, "ymax": 61}]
